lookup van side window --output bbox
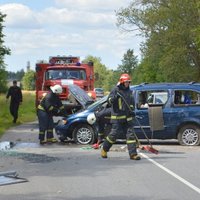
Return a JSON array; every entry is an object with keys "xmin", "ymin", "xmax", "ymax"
[
  {"xmin": 137, "ymin": 90, "xmax": 168, "ymax": 109},
  {"xmin": 174, "ymin": 90, "xmax": 200, "ymax": 105}
]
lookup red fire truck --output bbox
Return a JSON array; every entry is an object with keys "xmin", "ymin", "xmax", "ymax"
[{"xmin": 35, "ymin": 55, "xmax": 96, "ymax": 109}]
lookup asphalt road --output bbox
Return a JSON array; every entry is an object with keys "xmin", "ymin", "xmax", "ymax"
[{"xmin": 0, "ymin": 121, "xmax": 200, "ymax": 200}]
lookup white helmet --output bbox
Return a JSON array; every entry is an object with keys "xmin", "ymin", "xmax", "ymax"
[
  {"xmin": 87, "ymin": 113, "xmax": 96, "ymax": 125},
  {"xmin": 50, "ymin": 84, "xmax": 62, "ymax": 94}
]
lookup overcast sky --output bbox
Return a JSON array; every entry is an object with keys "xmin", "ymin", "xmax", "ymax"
[{"xmin": 0, "ymin": 0, "xmax": 143, "ymax": 72}]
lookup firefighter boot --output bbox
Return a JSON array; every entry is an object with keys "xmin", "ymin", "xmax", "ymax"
[
  {"xmin": 130, "ymin": 154, "xmax": 141, "ymax": 160},
  {"xmin": 47, "ymin": 138, "xmax": 58, "ymax": 143},
  {"xmin": 40, "ymin": 140, "xmax": 47, "ymax": 145},
  {"xmin": 101, "ymin": 148, "xmax": 107, "ymax": 158}
]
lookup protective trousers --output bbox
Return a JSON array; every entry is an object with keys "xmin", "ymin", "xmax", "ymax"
[
  {"xmin": 97, "ymin": 117, "xmax": 109, "ymax": 141},
  {"xmin": 37, "ymin": 110, "xmax": 54, "ymax": 141},
  {"xmin": 102, "ymin": 121, "xmax": 137, "ymax": 157}
]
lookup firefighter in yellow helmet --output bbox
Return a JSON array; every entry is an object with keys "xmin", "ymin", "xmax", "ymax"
[{"xmin": 101, "ymin": 74, "xmax": 141, "ymax": 160}]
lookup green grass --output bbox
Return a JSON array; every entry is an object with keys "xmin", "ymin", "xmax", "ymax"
[{"xmin": 0, "ymin": 91, "xmax": 37, "ymax": 137}]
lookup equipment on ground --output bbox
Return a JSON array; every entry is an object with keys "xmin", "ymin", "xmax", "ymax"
[{"xmin": 0, "ymin": 171, "xmax": 28, "ymax": 186}]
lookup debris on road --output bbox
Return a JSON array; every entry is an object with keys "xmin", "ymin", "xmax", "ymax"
[{"xmin": 0, "ymin": 171, "xmax": 28, "ymax": 186}]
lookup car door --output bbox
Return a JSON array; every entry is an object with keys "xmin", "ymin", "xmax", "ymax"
[
  {"xmin": 134, "ymin": 89, "xmax": 169, "ymax": 139},
  {"xmin": 165, "ymin": 89, "xmax": 200, "ymax": 138}
]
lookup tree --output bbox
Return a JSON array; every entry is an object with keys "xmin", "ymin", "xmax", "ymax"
[
  {"xmin": 117, "ymin": 49, "xmax": 138, "ymax": 79},
  {"xmin": 0, "ymin": 12, "xmax": 11, "ymax": 92},
  {"xmin": 83, "ymin": 55, "xmax": 109, "ymax": 89},
  {"xmin": 22, "ymin": 70, "xmax": 35, "ymax": 90},
  {"xmin": 116, "ymin": 0, "xmax": 200, "ymax": 83},
  {"xmin": 7, "ymin": 69, "xmax": 25, "ymax": 81}
]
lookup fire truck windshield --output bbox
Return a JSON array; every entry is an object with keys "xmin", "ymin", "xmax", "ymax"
[{"xmin": 46, "ymin": 69, "xmax": 86, "ymax": 80}]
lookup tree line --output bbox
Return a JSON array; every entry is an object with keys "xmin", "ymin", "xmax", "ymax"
[{"xmin": 1, "ymin": 0, "xmax": 200, "ymax": 93}]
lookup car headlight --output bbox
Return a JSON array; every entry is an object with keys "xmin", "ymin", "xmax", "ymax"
[{"xmin": 87, "ymin": 113, "xmax": 96, "ymax": 125}]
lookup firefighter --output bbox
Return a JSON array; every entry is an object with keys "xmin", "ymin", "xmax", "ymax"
[
  {"xmin": 37, "ymin": 84, "xmax": 65, "ymax": 144},
  {"xmin": 95, "ymin": 106, "xmax": 111, "ymax": 144},
  {"xmin": 101, "ymin": 74, "xmax": 141, "ymax": 160},
  {"xmin": 6, "ymin": 80, "xmax": 23, "ymax": 123}
]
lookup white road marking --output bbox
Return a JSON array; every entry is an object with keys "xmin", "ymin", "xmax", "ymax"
[{"xmin": 140, "ymin": 153, "xmax": 200, "ymax": 194}]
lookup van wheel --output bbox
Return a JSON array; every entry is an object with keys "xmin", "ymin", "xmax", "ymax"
[
  {"xmin": 73, "ymin": 124, "xmax": 96, "ymax": 145},
  {"xmin": 178, "ymin": 124, "xmax": 200, "ymax": 146}
]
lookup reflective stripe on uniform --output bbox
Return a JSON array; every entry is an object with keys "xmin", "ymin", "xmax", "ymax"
[
  {"xmin": 119, "ymin": 98, "xmax": 122, "ymax": 110},
  {"xmin": 38, "ymin": 105, "xmax": 45, "ymax": 111},
  {"xmin": 99, "ymin": 133, "xmax": 104, "ymax": 136},
  {"xmin": 47, "ymin": 129, "xmax": 53, "ymax": 133},
  {"xmin": 49, "ymin": 106, "xmax": 54, "ymax": 111},
  {"xmin": 126, "ymin": 140, "xmax": 136, "ymax": 144},
  {"xmin": 127, "ymin": 117, "xmax": 133, "ymax": 121},
  {"xmin": 59, "ymin": 105, "xmax": 64, "ymax": 110},
  {"xmin": 105, "ymin": 116, "xmax": 111, "ymax": 119},
  {"xmin": 39, "ymin": 131, "xmax": 45, "ymax": 135},
  {"xmin": 111, "ymin": 115, "xmax": 126, "ymax": 119},
  {"xmin": 106, "ymin": 136, "xmax": 115, "ymax": 144}
]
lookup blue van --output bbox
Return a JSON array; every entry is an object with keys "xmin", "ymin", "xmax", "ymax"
[{"xmin": 55, "ymin": 82, "xmax": 200, "ymax": 146}]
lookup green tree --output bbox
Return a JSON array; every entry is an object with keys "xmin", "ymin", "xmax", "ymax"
[
  {"xmin": 7, "ymin": 69, "xmax": 25, "ymax": 81},
  {"xmin": 104, "ymin": 70, "xmax": 121, "ymax": 91},
  {"xmin": 83, "ymin": 55, "xmax": 108, "ymax": 89},
  {"xmin": 116, "ymin": 0, "xmax": 200, "ymax": 82},
  {"xmin": 117, "ymin": 49, "xmax": 138, "ymax": 79},
  {"xmin": 22, "ymin": 70, "xmax": 35, "ymax": 90},
  {"xmin": 0, "ymin": 12, "xmax": 11, "ymax": 92}
]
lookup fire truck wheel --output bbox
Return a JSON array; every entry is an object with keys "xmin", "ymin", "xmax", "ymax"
[{"xmin": 73, "ymin": 124, "xmax": 96, "ymax": 145}]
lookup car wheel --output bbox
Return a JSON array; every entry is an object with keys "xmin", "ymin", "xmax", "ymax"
[
  {"xmin": 178, "ymin": 124, "xmax": 200, "ymax": 146},
  {"xmin": 73, "ymin": 124, "xmax": 95, "ymax": 145}
]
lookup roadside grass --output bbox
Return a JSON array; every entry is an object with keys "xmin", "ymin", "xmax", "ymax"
[{"xmin": 0, "ymin": 91, "xmax": 37, "ymax": 137}]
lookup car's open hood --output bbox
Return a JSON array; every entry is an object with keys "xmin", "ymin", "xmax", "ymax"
[{"xmin": 68, "ymin": 84, "xmax": 94, "ymax": 108}]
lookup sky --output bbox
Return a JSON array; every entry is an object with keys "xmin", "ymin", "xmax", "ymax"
[{"xmin": 0, "ymin": 0, "xmax": 143, "ymax": 72}]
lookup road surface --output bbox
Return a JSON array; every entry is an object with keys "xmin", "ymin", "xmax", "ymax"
[{"xmin": 0, "ymin": 121, "xmax": 200, "ymax": 200}]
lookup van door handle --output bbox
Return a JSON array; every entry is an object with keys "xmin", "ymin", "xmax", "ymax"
[{"xmin": 135, "ymin": 115, "xmax": 142, "ymax": 119}]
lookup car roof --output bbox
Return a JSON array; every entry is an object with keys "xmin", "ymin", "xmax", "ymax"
[{"xmin": 130, "ymin": 82, "xmax": 200, "ymax": 91}]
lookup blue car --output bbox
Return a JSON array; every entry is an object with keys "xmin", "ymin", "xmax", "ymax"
[{"xmin": 55, "ymin": 82, "xmax": 200, "ymax": 146}]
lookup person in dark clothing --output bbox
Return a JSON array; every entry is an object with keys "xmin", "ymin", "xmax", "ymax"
[
  {"xmin": 37, "ymin": 84, "xmax": 66, "ymax": 144},
  {"xmin": 6, "ymin": 80, "xmax": 23, "ymax": 123},
  {"xmin": 101, "ymin": 74, "xmax": 141, "ymax": 160},
  {"xmin": 87, "ymin": 103, "xmax": 111, "ymax": 148},
  {"xmin": 95, "ymin": 106, "xmax": 111, "ymax": 144}
]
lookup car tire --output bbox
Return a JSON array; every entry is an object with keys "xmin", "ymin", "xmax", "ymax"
[
  {"xmin": 73, "ymin": 124, "xmax": 96, "ymax": 145},
  {"xmin": 178, "ymin": 124, "xmax": 200, "ymax": 146}
]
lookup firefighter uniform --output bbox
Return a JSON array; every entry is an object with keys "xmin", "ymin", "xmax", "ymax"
[
  {"xmin": 95, "ymin": 107, "xmax": 111, "ymax": 143},
  {"xmin": 101, "ymin": 74, "xmax": 141, "ymax": 160},
  {"xmin": 37, "ymin": 85, "xmax": 65, "ymax": 144}
]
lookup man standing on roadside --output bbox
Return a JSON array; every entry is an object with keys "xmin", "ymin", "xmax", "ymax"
[{"xmin": 6, "ymin": 80, "xmax": 23, "ymax": 123}]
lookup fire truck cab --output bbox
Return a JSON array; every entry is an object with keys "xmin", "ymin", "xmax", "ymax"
[{"xmin": 35, "ymin": 55, "xmax": 95, "ymax": 114}]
